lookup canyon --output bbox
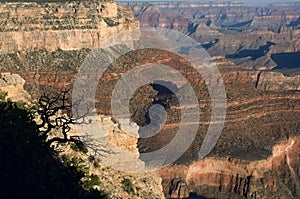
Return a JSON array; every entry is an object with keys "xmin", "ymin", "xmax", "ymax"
[
  {"xmin": 121, "ymin": 1, "xmax": 300, "ymax": 70},
  {"xmin": 0, "ymin": 1, "xmax": 299, "ymax": 199},
  {"xmin": 158, "ymin": 137, "xmax": 300, "ymax": 198},
  {"xmin": 0, "ymin": 0, "xmax": 138, "ymax": 54}
]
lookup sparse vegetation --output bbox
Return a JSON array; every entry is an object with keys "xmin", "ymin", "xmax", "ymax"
[
  {"xmin": 70, "ymin": 142, "xmax": 89, "ymax": 153},
  {"xmin": 103, "ymin": 17, "xmax": 120, "ymax": 27},
  {"xmin": 0, "ymin": 90, "xmax": 7, "ymax": 101},
  {"xmin": 0, "ymin": 95, "xmax": 108, "ymax": 198},
  {"xmin": 121, "ymin": 178, "xmax": 135, "ymax": 194},
  {"xmin": 83, "ymin": 174, "xmax": 101, "ymax": 190},
  {"xmin": 33, "ymin": 89, "xmax": 89, "ymax": 149}
]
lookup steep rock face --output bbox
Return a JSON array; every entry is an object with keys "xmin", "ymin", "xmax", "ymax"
[
  {"xmin": 209, "ymin": 28, "xmax": 300, "ymax": 69},
  {"xmin": 75, "ymin": 115, "xmax": 146, "ymax": 172},
  {"xmin": 0, "ymin": 72, "xmax": 30, "ymax": 102},
  {"xmin": 0, "ymin": 0, "xmax": 139, "ymax": 54},
  {"xmin": 215, "ymin": 58, "xmax": 300, "ymax": 91},
  {"xmin": 257, "ymin": 71, "xmax": 300, "ymax": 91},
  {"xmin": 0, "ymin": 0, "xmax": 139, "ymax": 97},
  {"xmin": 121, "ymin": 2, "xmax": 300, "ymax": 70},
  {"xmin": 61, "ymin": 115, "xmax": 166, "ymax": 199},
  {"xmin": 158, "ymin": 137, "xmax": 300, "ymax": 199}
]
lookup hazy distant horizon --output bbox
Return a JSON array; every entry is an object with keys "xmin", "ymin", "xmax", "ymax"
[{"xmin": 116, "ymin": 0, "xmax": 300, "ymax": 5}]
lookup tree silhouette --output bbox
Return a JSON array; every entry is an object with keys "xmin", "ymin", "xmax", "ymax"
[
  {"xmin": 0, "ymin": 93, "xmax": 107, "ymax": 199},
  {"xmin": 34, "ymin": 90, "xmax": 87, "ymax": 148}
]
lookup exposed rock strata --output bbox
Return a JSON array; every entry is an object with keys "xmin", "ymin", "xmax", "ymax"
[
  {"xmin": 158, "ymin": 137, "xmax": 300, "ymax": 199},
  {"xmin": 0, "ymin": 1, "xmax": 299, "ymax": 198},
  {"xmin": 121, "ymin": 1, "xmax": 300, "ymax": 70},
  {"xmin": 3, "ymin": 48, "xmax": 298, "ymax": 163},
  {"xmin": 0, "ymin": 1, "xmax": 139, "ymax": 54}
]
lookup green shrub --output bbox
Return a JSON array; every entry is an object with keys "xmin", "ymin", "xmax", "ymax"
[
  {"xmin": 83, "ymin": 174, "xmax": 101, "ymax": 190},
  {"xmin": 0, "ymin": 90, "xmax": 7, "ymax": 101},
  {"xmin": 121, "ymin": 178, "xmax": 134, "ymax": 194},
  {"xmin": 103, "ymin": 18, "xmax": 120, "ymax": 27},
  {"xmin": 70, "ymin": 142, "xmax": 88, "ymax": 153}
]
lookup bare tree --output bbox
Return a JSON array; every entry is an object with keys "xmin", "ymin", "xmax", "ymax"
[
  {"xmin": 33, "ymin": 89, "xmax": 114, "ymax": 156},
  {"xmin": 33, "ymin": 89, "xmax": 88, "ymax": 147}
]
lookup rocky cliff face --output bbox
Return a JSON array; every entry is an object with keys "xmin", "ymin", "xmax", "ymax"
[
  {"xmin": 0, "ymin": 72, "xmax": 30, "ymax": 102},
  {"xmin": 158, "ymin": 137, "xmax": 300, "ymax": 199},
  {"xmin": 0, "ymin": 0, "xmax": 139, "ymax": 54},
  {"xmin": 0, "ymin": 1, "xmax": 167, "ymax": 198},
  {"xmin": 256, "ymin": 71, "xmax": 300, "ymax": 91},
  {"xmin": 0, "ymin": 1, "xmax": 299, "ymax": 199},
  {"xmin": 59, "ymin": 115, "xmax": 166, "ymax": 199},
  {"xmin": 121, "ymin": 1, "xmax": 300, "ymax": 70}
]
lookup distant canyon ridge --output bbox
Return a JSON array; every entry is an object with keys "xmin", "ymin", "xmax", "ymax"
[{"xmin": 121, "ymin": 1, "xmax": 300, "ymax": 73}]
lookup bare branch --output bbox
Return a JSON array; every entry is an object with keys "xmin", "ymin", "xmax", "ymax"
[{"xmin": 32, "ymin": 89, "xmax": 88, "ymax": 149}]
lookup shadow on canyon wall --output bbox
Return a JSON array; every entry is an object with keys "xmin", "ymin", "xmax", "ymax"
[
  {"xmin": 0, "ymin": 96, "xmax": 106, "ymax": 199},
  {"xmin": 272, "ymin": 52, "xmax": 300, "ymax": 69},
  {"xmin": 184, "ymin": 192, "xmax": 214, "ymax": 199},
  {"xmin": 271, "ymin": 52, "xmax": 300, "ymax": 76},
  {"xmin": 226, "ymin": 41, "xmax": 276, "ymax": 60}
]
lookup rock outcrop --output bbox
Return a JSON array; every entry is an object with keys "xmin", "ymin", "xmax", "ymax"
[
  {"xmin": 158, "ymin": 137, "xmax": 300, "ymax": 199},
  {"xmin": 0, "ymin": 0, "xmax": 139, "ymax": 54},
  {"xmin": 256, "ymin": 71, "xmax": 300, "ymax": 91},
  {"xmin": 121, "ymin": 1, "xmax": 300, "ymax": 70},
  {"xmin": 0, "ymin": 72, "xmax": 30, "ymax": 102},
  {"xmin": 74, "ymin": 115, "xmax": 146, "ymax": 172},
  {"xmin": 64, "ymin": 115, "xmax": 165, "ymax": 199}
]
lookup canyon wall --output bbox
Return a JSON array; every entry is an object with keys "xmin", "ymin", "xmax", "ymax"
[
  {"xmin": 66, "ymin": 115, "xmax": 166, "ymax": 199},
  {"xmin": 158, "ymin": 137, "xmax": 300, "ymax": 199},
  {"xmin": 257, "ymin": 71, "xmax": 300, "ymax": 91},
  {"xmin": 0, "ymin": 2, "xmax": 166, "ymax": 199},
  {"xmin": 0, "ymin": 1, "xmax": 299, "ymax": 199},
  {"xmin": 0, "ymin": 1, "xmax": 139, "ymax": 54},
  {"xmin": 121, "ymin": 1, "xmax": 300, "ymax": 70}
]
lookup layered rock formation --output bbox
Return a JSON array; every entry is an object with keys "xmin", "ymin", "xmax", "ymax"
[
  {"xmin": 74, "ymin": 115, "xmax": 146, "ymax": 172},
  {"xmin": 158, "ymin": 137, "xmax": 300, "ymax": 199},
  {"xmin": 0, "ymin": 0, "xmax": 138, "ymax": 54},
  {"xmin": 0, "ymin": 1, "xmax": 299, "ymax": 199},
  {"xmin": 4, "ymin": 46, "xmax": 297, "ymax": 163},
  {"xmin": 83, "ymin": 49, "xmax": 299, "ymax": 163},
  {"xmin": 256, "ymin": 71, "xmax": 300, "ymax": 91},
  {"xmin": 121, "ymin": 1, "xmax": 300, "ymax": 70},
  {"xmin": 0, "ymin": 0, "xmax": 139, "ymax": 97}
]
